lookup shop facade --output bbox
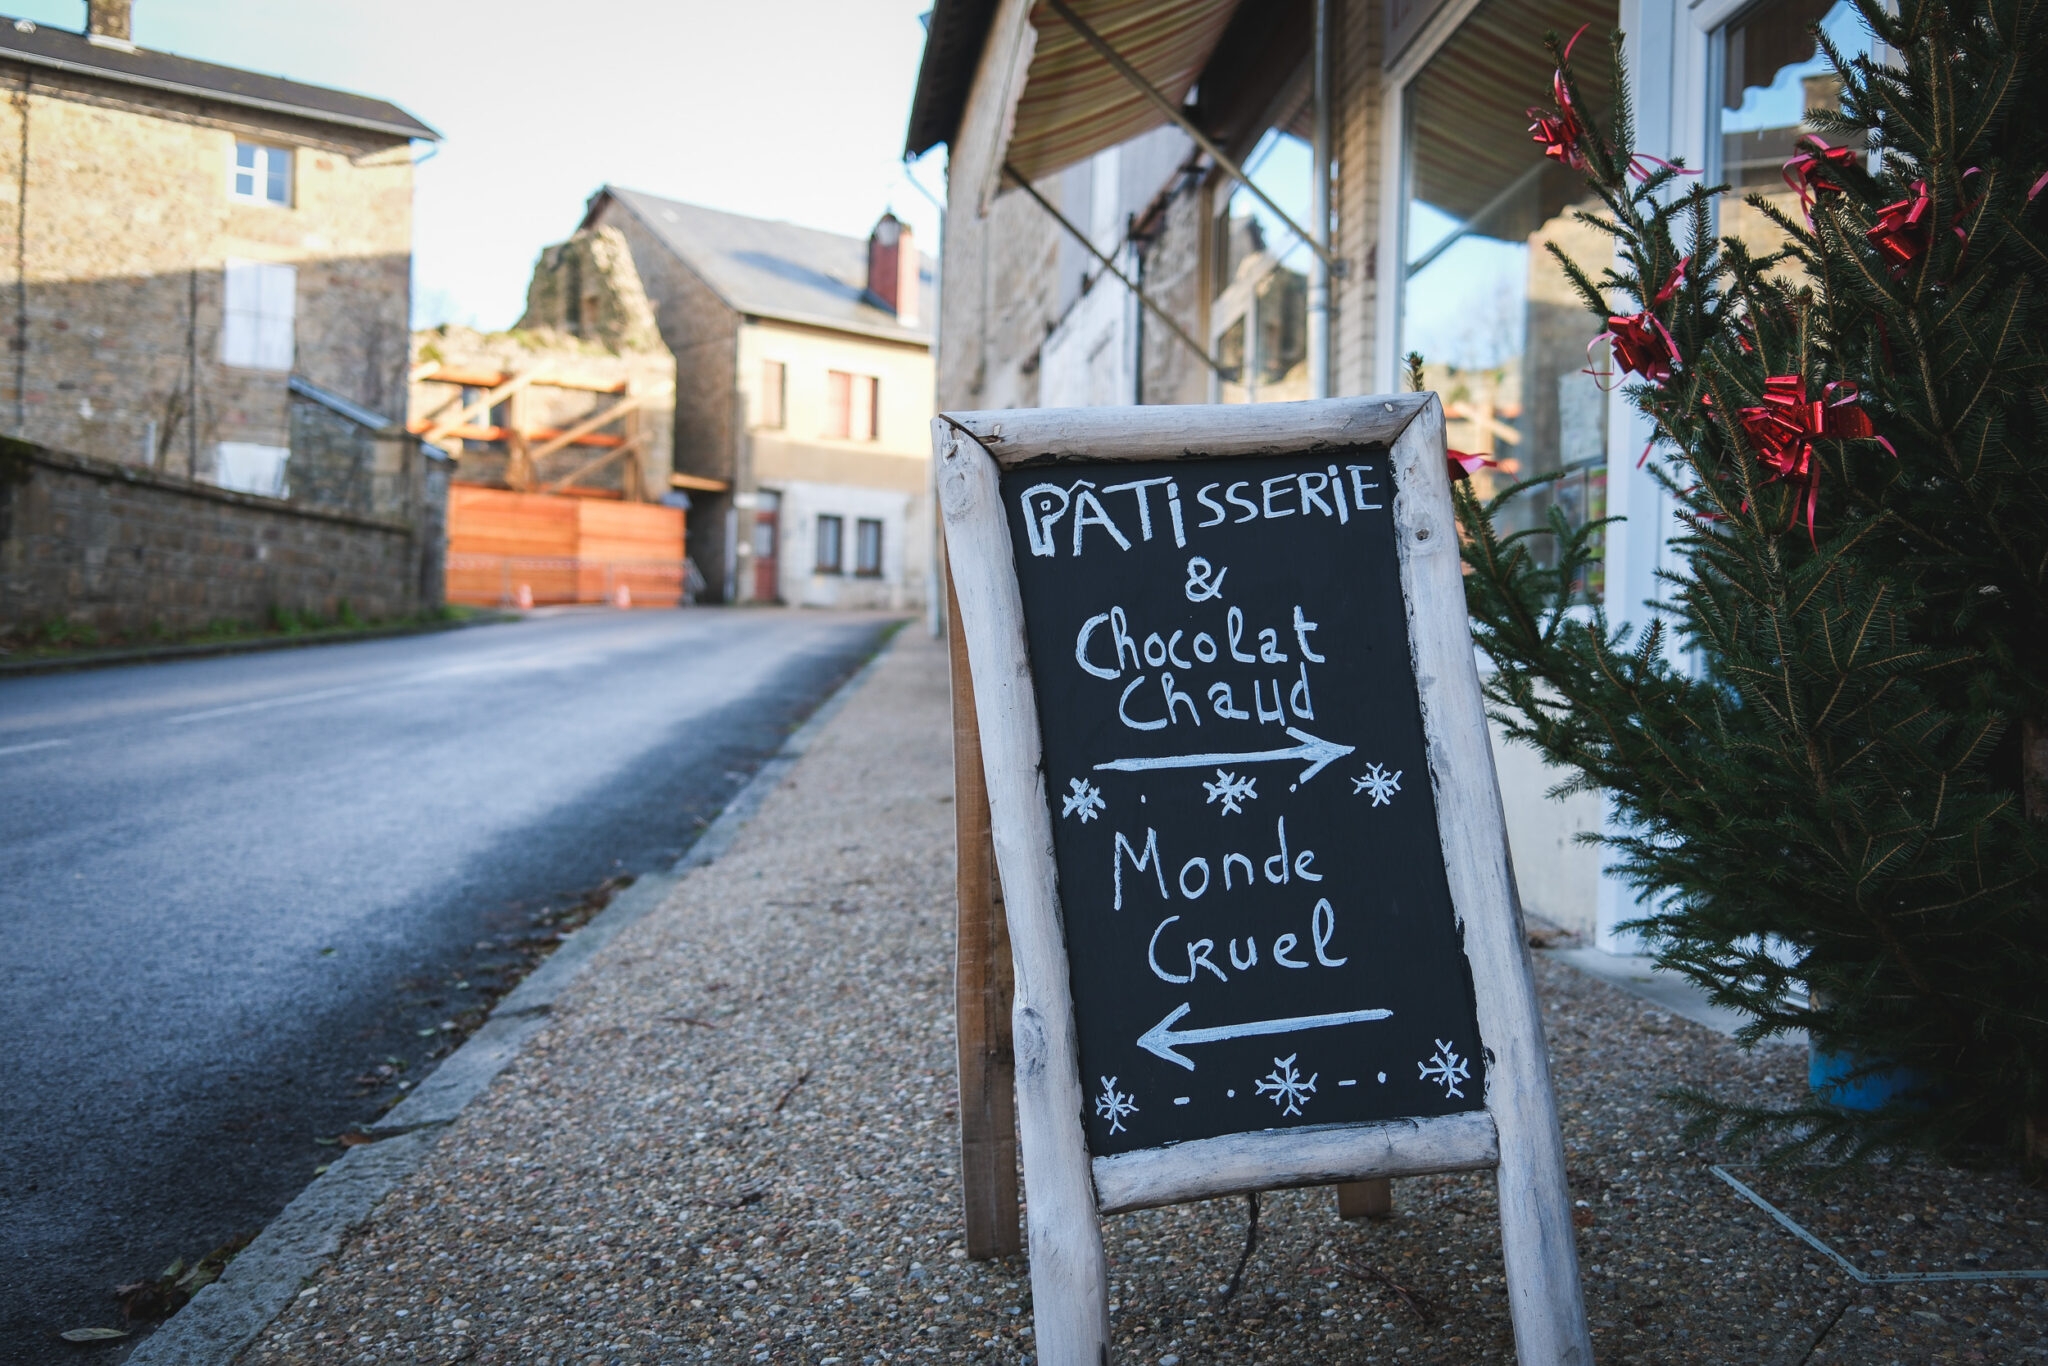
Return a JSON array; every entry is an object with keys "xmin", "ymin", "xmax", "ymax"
[{"xmin": 910, "ymin": 0, "xmax": 1873, "ymax": 947}]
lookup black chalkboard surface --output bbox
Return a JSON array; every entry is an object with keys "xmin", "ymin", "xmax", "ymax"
[{"xmin": 1003, "ymin": 445, "xmax": 1486, "ymax": 1157}]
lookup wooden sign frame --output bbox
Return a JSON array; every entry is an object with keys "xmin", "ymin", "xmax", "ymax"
[{"xmin": 934, "ymin": 393, "xmax": 1591, "ymax": 1366}]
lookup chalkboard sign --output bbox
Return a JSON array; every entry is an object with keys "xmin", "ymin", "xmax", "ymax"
[
  {"xmin": 1004, "ymin": 449, "xmax": 1486, "ymax": 1156},
  {"xmin": 935, "ymin": 396, "xmax": 1589, "ymax": 1366}
]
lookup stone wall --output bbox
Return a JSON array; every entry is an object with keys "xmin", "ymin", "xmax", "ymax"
[
  {"xmin": 1134, "ymin": 168, "xmax": 1212, "ymax": 406},
  {"xmin": 0, "ymin": 438, "xmax": 445, "ymax": 640},
  {"xmin": 593, "ymin": 199, "xmax": 742, "ymax": 599},
  {"xmin": 517, "ymin": 226, "xmax": 665, "ymax": 354}
]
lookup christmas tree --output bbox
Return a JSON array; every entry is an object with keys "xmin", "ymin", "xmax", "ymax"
[{"xmin": 1454, "ymin": 0, "xmax": 2048, "ymax": 1165}]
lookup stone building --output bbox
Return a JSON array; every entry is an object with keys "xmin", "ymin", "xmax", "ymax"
[
  {"xmin": 907, "ymin": 0, "xmax": 1866, "ymax": 947},
  {"xmin": 0, "ymin": 0, "xmax": 434, "ymax": 491},
  {"xmin": 576, "ymin": 188, "xmax": 935, "ymax": 609},
  {"xmin": 0, "ymin": 0, "xmax": 444, "ymax": 639}
]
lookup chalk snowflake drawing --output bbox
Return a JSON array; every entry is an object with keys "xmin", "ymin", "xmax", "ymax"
[
  {"xmin": 1254, "ymin": 1054, "xmax": 1319, "ymax": 1117},
  {"xmin": 1418, "ymin": 1039, "xmax": 1471, "ymax": 1099},
  {"xmin": 1061, "ymin": 777, "xmax": 1107, "ymax": 823},
  {"xmin": 1202, "ymin": 768, "xmax": 1258, "ymax": 815},
  {"xmin": 1351, "ymin": 763, "xmax": 1403, "ymax": 807},
  {"xmin": 1095, "ymin": 1076, "xmax": 1138, "ymax": 1134}
]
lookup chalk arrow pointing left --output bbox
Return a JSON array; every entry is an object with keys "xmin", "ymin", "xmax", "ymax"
[
  {"xmin": 1094, "ymin": 726, "xmax": 1357, "ymax": 785},
  {"xmin": 1137, "ymin": 1002, "xmax": 1395, "ymax": 1071}
]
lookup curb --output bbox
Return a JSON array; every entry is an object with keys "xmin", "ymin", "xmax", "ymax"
[
  {"xmin": 0, "ymin": 613, "xmax": 518, "ymax": 679},
  {"xmin": 123, "ymin": 629, "xmax": 903, "ymax": 1366}
]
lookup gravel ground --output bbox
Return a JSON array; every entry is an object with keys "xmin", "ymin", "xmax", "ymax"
[{"xmin": 240, "ymin": 629, "xmax": 2047, "ymax": 1366}]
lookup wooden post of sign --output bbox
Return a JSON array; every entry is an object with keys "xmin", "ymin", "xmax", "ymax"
[
  {"xmin": 948, "ymin": 558, "xmax": 1022, "ymax": 1259},
  {"xmin": 936, "ymin": 421, "xmax": 1113, "ymax": 1364},
  {"xmin": 1385, "ymin": 399, "xmax": 1592, "ymax": 1363},
  {"xmin": 1337, "ymin": 1178, "xmax": 1393, "ymax": 1220}
]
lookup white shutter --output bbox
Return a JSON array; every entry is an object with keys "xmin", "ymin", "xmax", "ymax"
[
  {"xmin": 221, "ymin": 259, "xmax": 296, "ymax": 371},
  {"xmin": 256, "ymin": 262, "xmax": 296, "ymax": 371},
  {"xmin": 222, "ymin": 260, "xmax": 258, "ymax": 367},
  {"xmin": 213, "ymin": 442, "xmax": 290, "ymax": 497}
]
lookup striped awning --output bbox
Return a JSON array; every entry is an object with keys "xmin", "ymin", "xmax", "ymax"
[
  {"xmin": 1407, "ymin": 0, "xmax": 1617, "ymax": 228},
  {"xmin": 1003, "ymin": 0, "xmax": 1242, "ymax": 186}
]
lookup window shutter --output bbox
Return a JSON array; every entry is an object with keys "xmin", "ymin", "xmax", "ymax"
[
  {"xmin": 762, "ymin": 359, "xmax": 786, "ymax": 429},
  {"xmin": 258, "ymin": 263, "xmax": 296, "ymax": 371},
  {"xmin": 854, "ymin": 374, "xmax": 879, "ymax": 440},
  {"xmin": 825, "ymin": 370, "xmax": 852, "ymax": 439}
]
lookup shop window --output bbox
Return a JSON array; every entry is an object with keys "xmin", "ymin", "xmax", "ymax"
[
  {"xmin": 855, "ymin": 519, "xmax": 884, "ymax": 577},
  {"xmin": 815, "ymin": 514, "xmax": 844, "ymax": 573},
  {"xmin": 1713, "ymin": 1, "xmax": 1877, "ymax": 262},
  {"xmin": 760, "ymin": 359, "xmax": 786, "ymax": 429},
  {"xmin": 1210, "ymin": 130, "xmax": 1314, "ymax": 404},
  {"xmin": 1397, "ymin": 0, "xmax": 1618, "ymax": 594}
]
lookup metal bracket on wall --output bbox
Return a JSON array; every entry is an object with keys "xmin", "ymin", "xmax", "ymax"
[{"xmin": 1043, "ymin": 0, "xmax": 1341, "ymax": 273}]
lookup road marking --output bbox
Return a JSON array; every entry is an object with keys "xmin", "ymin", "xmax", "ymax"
[
  {"xmin": 1094, "ymin": 726, "xmax": 1357, "ymax": 785},
  {"xmin": 1138, "ymin": 1001, "xmax": 1395, "ymax": 1070},
  {"xmin": 0, "ymin": 738, "xmax": 69, "ymax": 757},
  {"xmin": 167, "ymin": 684, "xmax": 373, "ymax": 724}
]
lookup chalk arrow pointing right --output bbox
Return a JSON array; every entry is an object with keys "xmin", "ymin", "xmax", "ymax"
[
  {"xmin": 1137, "ymin": 1002, "xmax": 1396, "ymax": 1071},
  {"xmin": 1094, "ymin": 726, "xmax": 1357, "ymax": 785}
]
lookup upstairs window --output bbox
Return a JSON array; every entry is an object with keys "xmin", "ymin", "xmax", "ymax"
[
  {"xmin": 824, "ymin": 370, "xmax": 879, "ymax": 440},
  {"xmin": 231, "ymin": 141, "xmax": 292, "ymax": 206},
  {"xmin": 855, "ymin": 518, "xmax": 883, "ymax": 577},
  {"xmin": 815, "ymin": 514, "xmax": 844, "ymax": 573},
  {"xmin": 760, "ymin": 359, "xmax": 786, "ymax": 429},
  {"xmin": 221, "ymin": 259, "xmax": 296, "ymax": 371}
]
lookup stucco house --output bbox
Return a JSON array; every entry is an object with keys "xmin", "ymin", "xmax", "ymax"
[{"xmin": 579, "ymin": 188, "xmax": 936, "ymax": 608}]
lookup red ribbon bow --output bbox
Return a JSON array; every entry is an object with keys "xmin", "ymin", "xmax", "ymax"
[
  {"xmin": 1606, "ymin": 311, "xmax": 1680, "ymax": 386},
  {"xmin": 1867, "ymin": 181, "xmax": 1936, "ymax": 276},
  {"xmin": 1734, "ymin": 377, "xmax": 1890, "ymax": 541},
  {"xmin": 1782, "ymin": 137, "xmax": 1858, "ymax": 224},
  {"xmin": 1527, "ymin": 25, "xmax": 1592, "ymax": 171},
  {"xmin": 1591, "ymin": 257, "xmax": 1689, "ymax": 389},
  {"xmin": 1447, "ymin": 450, "xmax": 1499, "ymax": 483}
]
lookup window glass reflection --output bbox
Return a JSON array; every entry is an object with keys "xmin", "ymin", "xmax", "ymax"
[
  {"xmin": 1716, "ymin": 0, "xmax": 1875, "ymax": 262},
  {"xmin": 1398, "ymin": 0, "xmax": 1617, "ymax": 593},
  {"xmin": 1212, "ymin": 130, "xmax": 1314, "ymax": 403}
]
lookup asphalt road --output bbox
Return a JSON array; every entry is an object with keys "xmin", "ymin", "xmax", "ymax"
[{"xmin": 0, "ymin": 608, "xmax": 895, "ymax": 1362}]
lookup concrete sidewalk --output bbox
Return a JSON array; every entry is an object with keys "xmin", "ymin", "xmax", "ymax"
[{"xmin": 203, "ymin": 627, "xmax": 2042, "ymax": 1366}]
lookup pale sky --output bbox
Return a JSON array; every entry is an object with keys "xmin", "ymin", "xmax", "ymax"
[{"xmin": 7, "ymin": 0, "xmax": 948, "ymax": 329}]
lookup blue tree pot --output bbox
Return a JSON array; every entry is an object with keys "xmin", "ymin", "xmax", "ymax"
[{"xmin": 1808, "ymin": 1046, "xmax": 1931, "ymax": 1111}]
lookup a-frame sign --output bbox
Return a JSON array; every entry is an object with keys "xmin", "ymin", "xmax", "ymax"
[{"xmin": 936, "ymin": 394, "xmax": 1591, "ymax": 1365}]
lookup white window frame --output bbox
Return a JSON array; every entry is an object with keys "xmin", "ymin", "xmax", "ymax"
[
  {"xmin": 221, "ymin": 259, "xmax": 296, "ymax": 372},
  {"xmin": 229, "ymin": 140, "xmax": 293, "ymax": 207},
  {"xmin": 1374, "ymin": 0, "xmax": 1669, "ymax": 954}
]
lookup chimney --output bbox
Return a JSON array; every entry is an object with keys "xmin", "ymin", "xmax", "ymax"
[
  {"xmin": 866, "ymin": 213, "xmax": 918, "ymax": 329},
  {"xmin": 86, "ymin": 0, "xmax": 132, "ymax": 44}
]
